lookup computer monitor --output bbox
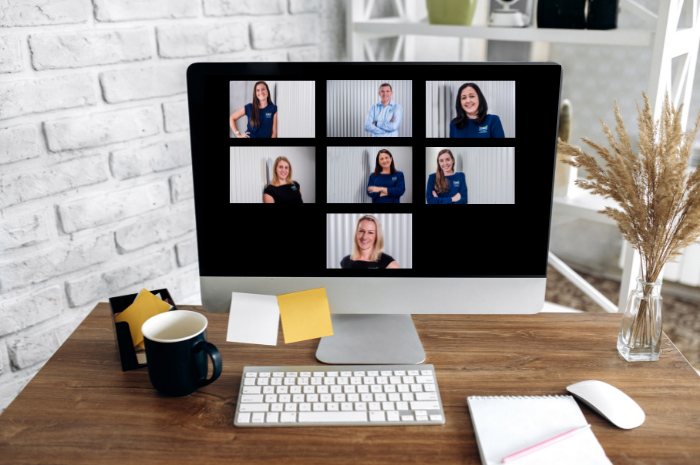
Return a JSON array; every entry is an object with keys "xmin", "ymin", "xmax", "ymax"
[{"xmin": 186, "ymin": 62, "xmax": 562, "ymax": 364}]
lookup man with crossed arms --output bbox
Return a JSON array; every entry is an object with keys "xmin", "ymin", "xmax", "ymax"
[{"xmin": 364, "ymin": 83, "xmax": 403, "ymax": 137}]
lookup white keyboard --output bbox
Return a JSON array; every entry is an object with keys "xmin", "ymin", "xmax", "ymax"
[{"xmin": 234, "ymin": 364, "xmax": 445, "ymax": 427}]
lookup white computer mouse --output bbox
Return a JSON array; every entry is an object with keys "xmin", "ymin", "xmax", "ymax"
[{"xmin": 566, "ymin": 380, "xmax": 645, "ymax": 429}]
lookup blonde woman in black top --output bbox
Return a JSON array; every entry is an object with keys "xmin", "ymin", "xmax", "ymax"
[
  {"xmin": 340, "ymin": 215, "xmax": 399, "ymax": 269},
  {"xmin": 264, "ymin": 156, "xmax": 303, "ymax": 203}
]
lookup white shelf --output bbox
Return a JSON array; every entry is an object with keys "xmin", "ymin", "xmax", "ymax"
[
  {"xmin": 353, "ymin": 18, "xmax": 654, "ymax": 47},
  {"xmin": 552, "ymin": 185, "xmax": 617, "ymax": 225}
]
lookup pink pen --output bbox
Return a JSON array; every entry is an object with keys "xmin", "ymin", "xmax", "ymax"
[{"xmin": 502, "ymin": 424, "xmax": 592, "ymax": 463}]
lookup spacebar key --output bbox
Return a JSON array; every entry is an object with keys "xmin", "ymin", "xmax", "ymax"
[{"xmin": 298, "ymin": 412, "xmax": 368, "ymax": 423}]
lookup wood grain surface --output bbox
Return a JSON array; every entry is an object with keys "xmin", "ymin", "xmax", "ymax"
[{"xmin": 1, "ymin": 303, "xmax": 699, "ymax": 464}]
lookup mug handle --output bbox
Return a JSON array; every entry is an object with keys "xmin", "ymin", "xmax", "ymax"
[{"xmin": 196, "ymin": 341, "xmax": 222, "ymax": 388}]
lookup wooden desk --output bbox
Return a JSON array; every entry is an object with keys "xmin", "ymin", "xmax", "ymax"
[{"xmin": 2, "ymin": 303, "xmax": 699, "ymax": 464}]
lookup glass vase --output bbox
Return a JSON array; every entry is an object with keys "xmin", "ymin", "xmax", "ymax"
[{"xmin": 617, "ymin": 278, "xmax": 663, "ymax": 361}]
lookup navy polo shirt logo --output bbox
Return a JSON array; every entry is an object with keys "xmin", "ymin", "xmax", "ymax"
[
  {"xmin": 291, "ymin": 185, "xmax": 297, "ymax": 191},
  {"xmin": 392, "ymin": 177, "xmax": 397, "ymax": 182},
  {"xmin": 265, "ymin": 112, "xmax": 272, "ymax": 118},
  {"xmin": 479, "ymin": 125, "xmax": 488, "ymax": 133},
  {"xmin": 453, "ymin": 180, "xmax": 460, "ymax": 186}
]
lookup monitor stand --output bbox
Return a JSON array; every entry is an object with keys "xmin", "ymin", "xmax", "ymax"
[{"xmin": 316, "ymin": 314, "xmax": 426, "ymax": 365}]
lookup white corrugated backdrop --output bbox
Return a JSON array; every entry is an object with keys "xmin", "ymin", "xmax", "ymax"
[
  {"xmin": 425, "ymin": 81, "xmax": 516, "ymax": 138},
  {"xmin": 229, "ymin": 147, "xmax": 316, "ymax": 203},
  {"xmin": 326, "ymin": 213, "xmax": 413, "ymax": 269},
  {"xmin": 424, "ymin": 147, "xmax": 515, "ymax": 204},
  {"xmin": 229, "ymin": 81, "xmax": 315, "ymax": 138},
  {"xmin": 327, "ymin": 80, "xmax": 413, "ymax": 137},
  {"xmin": 327, "ymin": 146, "xmax": 414, "ymax": 203}
]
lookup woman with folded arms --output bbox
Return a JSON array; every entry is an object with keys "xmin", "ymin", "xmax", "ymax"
[
  {"xmin": 263, "ymin": 156, "xmax": 303, "ymax": 203},
  {"xmin": 230, "ymin": 81, "xmax": 278, "ymax": 138},
  {"xmin": 426, "ymin": 149, "xmax": 468, "ymax": 204},
  {"xmin": 340, "ymin": 215, "xmax": 399, "ymax": 269},
  {"xmin": 449, "ymin": 83, "xmax": 505, "ymax": 138},
  {"xmin": 367, "ymin": 149, "xmax": 405, "ymax": 204}
]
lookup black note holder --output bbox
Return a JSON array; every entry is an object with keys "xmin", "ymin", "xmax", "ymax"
[{"xmin": 108, "ymin": 288, "xmax": 177, "ymax": 372}]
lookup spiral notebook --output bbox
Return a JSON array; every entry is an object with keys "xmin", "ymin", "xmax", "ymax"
[{"xmin": 467, "ymin": 395, "xmax": 612, "ymax": 465}]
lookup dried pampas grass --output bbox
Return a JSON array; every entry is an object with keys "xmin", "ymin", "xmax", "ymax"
[{"xmin": 558, "ymin": 93, "xmax": 700, "ymax": 286}]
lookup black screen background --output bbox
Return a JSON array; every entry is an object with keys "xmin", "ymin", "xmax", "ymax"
[{"xmin": 187, "ymin": 62, "xmax": 561, "ymax": 278}]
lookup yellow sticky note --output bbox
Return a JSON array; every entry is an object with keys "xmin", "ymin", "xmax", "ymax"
[
  {"xmin": 115, "ymin": 289, "xmax": 171, "ymax": 348},
  {"xmin": 277, "ymin": 288, "xmax": 333, "ymax": 344}
]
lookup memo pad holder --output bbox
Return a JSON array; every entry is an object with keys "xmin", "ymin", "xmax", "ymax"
[{"xmin": 316, "ymin": 314, "xmax": 426, "ymax": 365}]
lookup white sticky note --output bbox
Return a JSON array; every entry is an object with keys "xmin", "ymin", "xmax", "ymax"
[{"xmin": 226, "ymin": 292, "xmax": 280, "ymax": 346}]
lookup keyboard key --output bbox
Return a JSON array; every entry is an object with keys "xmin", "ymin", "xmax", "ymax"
[
  {"xmin": 243, "ymin": 379, "xmax": 256, "ymax": 386},
  {"xmin": 401, "ymin": 415, "xmax": 415, "ymax": 421},
  {"xmin": 380, "ymin": 371, "xmax": 392, "ymax": 376},
  {"xmin": 430, "ymin": 414, "xmax": 443, "ymax": 421},
  {"xmin": 410, "ymin": 401, "xmax": 441, "ymax": 410},
  {"xmin": 239, "ymin": 403, "xmax": 269, "ymax": 413},
  {"xmin": 264, "ymin": 394, "xmax": 277, "ymax": 403},
  {"xmin": 300, "ymin": 372, "xmax": 311, "ymax": 377},
  {"xmin": 396, "ymin": 402, "xmax": 409, "ymax": 411},
  {"xmin": 283, "ymin": 378, "xmax": 295, "ymax": 385},
  {"xmin": 299, "ymin": 403, "xmax": 311, "ymax": 412},
  {"xmin": 289, "ymin": 386, "xmax": 301, "ymax": 394},
  {"xmin": 369, "ymin": 411, "xmax": 386, "ymax": 422},
  {"xmin": 266, "ymin": 412, "xmax": 280, "ymax": 423},
  {"xmin": 382, "ymin": 402, "xmax": 395, "ymax": 411},
  {"xmin": 298, "ymin": 412, "xmax": 367, "ymax": 423},
  {"xmin": 285, "ymin": 403, "xmax": 297, "ymax": 412},
  {"xmin": 280, "ymin": 412, "xmax": 297, "ymax": 423},
  {"xmin": 394, "ymin": 370, "xmax": 406, "ymax": 376},
  {"xmin": 416, "ymin": 376, "xmax": 434, "ymax": 384},
  {"xmin": 241, "ymin": 395, "xmax": 264, "ymax": 403},
  {"xmin": 273, "ymin": 372, "xmax": 284, "ymax": 378},
  {"xmin": 286, "ymin": 372, "xmax": 298, "ymax": 377},
  {"xmin": 238, "ymin": 412, "xmax": 251, "ymax": 423},
  {"xmin": 424, "ymin": 384, "xmax": 436, "ymax": 392},
  {"xmin": 271, "ymin": 403, "xmax": 284, "ymax": 412},
  {"xmin": 368, "ymin": 402, "xmax": 381, "ymax": 411},
  {"xmin": 416, "ymin": 415, "xmax": 428, "ymax": 421},
  {"xmin": 243, "ymin": 386, "xmax": 261, "ymax": 394},
  {"xmin": 263, "ymin": 386, "xmax": 275, "ymax": 394},
  {"xmin": 355, "ymin": 402, "xmax": 367, "ymax": 411},
  {"xmin": 279, "ymin": 394, "xmax": 291, "ymax": 403},
  {"xmin": 328, "ymin": 371, "xmax": 338, "ymax": 377},
  {"xmin": 259, "ymin": 372, "xmax": 271, "ymax": 378},
  {"xmin": 317, "ymin": 386, "xmax": 329, "ymax": 394},
  {"xmin": 327, "ymin": 402, "xmax": 339, "ymax": 411},
  {"xmin": 420, "ymin": 370, "xmax": 432, "ymax": 376},
  {"xmin": 401, "ymin": 393, "xmax": 414, "ymax": 401},
  {"xmin": 408, "ymin": 370, "xmax": 420, "ymax": 376},
  {"xmin": 276, "ymin": 386, "xmax": 289, "ymax": 394},
  {"xmin": 341, "ymin": 402, "xmax": 353, "ymax": 411},
  {"xmin": 245, "ymin": 373, "xmax": 257, "ymax": 378},
  {"xmin": 415, "ymin": 392, "xmax": 438, "ymax": 401},
  {"xmin": 340, "ymin": 371, "xmax": 352, "ymax": 377},
  {"xmin": 252, "ymin": 413, "xmax": 265, "ymax": 423},
  {"xmin": 367, "ymin": 371, "xmax": 379, "ymax": 377},
  {"xmin": 313, "ymin": 403, "xmax": 325, "ymax": 411},
  {"xmin": 387, "ymin": 411, "xmax": 400, "ymax": 421},
  {"xmin": 256, "ymin": 378, "xmax": 269, "ymax": 386}
]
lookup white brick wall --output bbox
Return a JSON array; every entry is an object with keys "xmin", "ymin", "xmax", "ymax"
[{"xmin": 0, "ymin": 0, "xmax": 342, "ymax": 414}]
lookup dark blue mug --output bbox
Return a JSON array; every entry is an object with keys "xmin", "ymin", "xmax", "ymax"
[{"xmin": 142, "ymin": 310, "xmax": 222, "ymax": 397}]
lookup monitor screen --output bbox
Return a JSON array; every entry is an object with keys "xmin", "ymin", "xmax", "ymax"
[{"xmin": 187, "ymin": 62, "xmax": 561, "ymax": 316}]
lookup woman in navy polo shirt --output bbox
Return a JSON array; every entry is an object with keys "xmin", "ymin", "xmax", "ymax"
[
  {"xmin": 449, "ymin": 83, "xmax": 505, "ymax": 138},
  {"xmin": 229, "ymin": 81, "xmax": 278, "ymax": 138},
  {"xmin": 426, "ymin": 149, "xmax": 468, "ymax": 204},
  {"xmin": 367, "ymin": 149, "xmax": 405, "ymax": 204}
]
